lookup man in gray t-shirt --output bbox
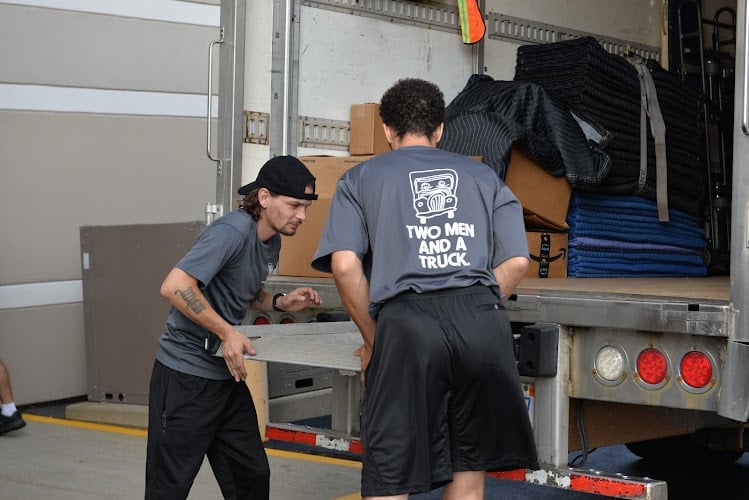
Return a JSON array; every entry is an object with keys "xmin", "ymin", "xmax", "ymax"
[
  {"xmin": 146, "ymin": 155, "xmax": 322, "ymax": 500},
  {"xmin": 312, "ymin": 79, "xmax": 538, "ymax": 499}
]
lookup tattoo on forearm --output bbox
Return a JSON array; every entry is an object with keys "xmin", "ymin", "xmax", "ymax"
[{"xmin": 175, "ymin": 287, "xmax": 206, "ymax": 314}]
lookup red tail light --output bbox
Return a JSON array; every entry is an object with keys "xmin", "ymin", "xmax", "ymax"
[
  {"xmin": 636, "ymin": 348, "xmax": 668, "ymax": 385},
  {"xmin": 280, "ymin": 317, "xmax": 295, "ymax": 324},
  {"xmin": 253, "ymin": 315, "xmax": 271, "ymax": 325},
  {"xmin": 680, "ymin": 351, "xmax": 713, "ymax": 389}
]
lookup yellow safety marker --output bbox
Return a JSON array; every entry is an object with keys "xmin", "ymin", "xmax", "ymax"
[{"xmin": 22, "ymin": 413, "xmax": 362, "ymax": 469}]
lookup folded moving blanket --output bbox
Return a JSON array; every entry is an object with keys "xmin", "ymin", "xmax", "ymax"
[
  {"xmin": 569, "ymin": 236, "xmax": 707, "ymax": 254},
  {"xmin": 566, "ymin": 192, "xmax": 708, "ymax": 277},
  {"xmin": 514, "ymin": 36, "xmax": 706, "ymax": 216},
  {"xmin": 568, "ymin": 210, "xmax": 704, "ymax": 240},
  {"xmin": 569, "ymin": 252, "xmax": 705, "ymax": 267},
  {"xmin": 567, "ymin": 261, "xmax": 708, "ymax": 277},
  {"xmin": 568, "ymin": 219, "xmax": 705, "ymax": 248},
  {"xmin": 569, "ymin": 192, "xmax": 704, "ymax": 229}
]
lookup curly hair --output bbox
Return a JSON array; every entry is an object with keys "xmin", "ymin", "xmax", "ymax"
[{"xmin": 379, "ymin": 78, "xmax": 445, "ymax": 139}]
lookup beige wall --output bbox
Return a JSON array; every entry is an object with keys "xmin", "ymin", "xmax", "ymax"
[{"xmin": 0, "ymin": 1, "xmax": 221, "ymax": 405}]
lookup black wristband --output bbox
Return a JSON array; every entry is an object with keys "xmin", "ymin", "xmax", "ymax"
[{"xmin": 272, "ymin": 292, "xmax": 287, "ymax": 312}]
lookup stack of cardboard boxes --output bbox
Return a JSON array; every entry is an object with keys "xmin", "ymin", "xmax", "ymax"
[
  {"xmin": 278, "ymin": 104, "xmax": 571, "ymax": 279},
  {"xmin": 504, "ymin": 146, "xmax": 571, "ymax": 278},
  {"xmin": 276, "ymin": 103, "xmax": 388, "ymax": 277}
]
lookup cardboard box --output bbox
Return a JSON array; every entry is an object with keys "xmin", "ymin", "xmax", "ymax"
[
  {"xmin": 277, "ymin": 155, "xmax": 374, "ymax": 277},
  {"xmin": 349, "ymin": 103, "xmax": 390, "ymax": 155},
  {"xmin": 504, "ymin": 146, "xmax": 572, "ymax": 231},
  {"xmin": 525, "ymin": 231, "xmax": 568, "ymax": 278}
]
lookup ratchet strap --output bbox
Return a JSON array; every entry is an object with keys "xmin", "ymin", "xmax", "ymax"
[{"xmin": 627, "ymin": 56, "xmax": 670, "ymax": 222}]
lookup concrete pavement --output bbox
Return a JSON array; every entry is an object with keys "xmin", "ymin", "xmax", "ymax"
[{"xmin": 0, "ymin": 414, "xmax": 362, "ymax": 500}]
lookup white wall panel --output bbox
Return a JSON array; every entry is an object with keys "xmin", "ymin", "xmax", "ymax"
[
  {"xmin": 0, "ymin": 0, "xmax": 220, "ymax": 27},
  {"xmin": 0, "ymin": 84, "xmax": 217, "ymax": 117},
  {"xmin": 0, "ymin": 281, "xmax": 82, "ymax": 310},
  {"xmin": 0, "ymin": 4, "xmax": 219, "ymax": 94},
  {"xmin": 296, "ymin": 7, "xmax": 474, "ymax": 122}
]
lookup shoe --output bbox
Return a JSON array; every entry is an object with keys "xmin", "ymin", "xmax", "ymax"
[{"xmin": 0, "ymin": 411, "xmax": 26, "ymax": 435}]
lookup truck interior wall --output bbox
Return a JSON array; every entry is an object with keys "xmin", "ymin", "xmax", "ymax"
[
  {"xmin": 241, "ymin": 2, "xmax": 477, "ymax": 179},
  {"xmin": 296, "ymin": 7, "xmax": 474, "ymax": 123},
  {"xmin": 0, "ymin": 1, "xmax": 220, "ymax": 405},
  {"xmin": 483, "ymin": 0, "xmax": 664, "ymax": 79},
  {"xmin": 242, "ymin": 0, "xmax": 667, "ymax": 173},
  {"xmin": 241, "ymin": 1, "xmax": 274, "ymax": 184}
]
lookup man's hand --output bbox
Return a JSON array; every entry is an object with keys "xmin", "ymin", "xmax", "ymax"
[
  {"xmin": 354, "ymin": 342, "xmax": 373, "ymax": 384},
  {"xmin": 278, "ymin": 287, "xmax": 322, "ymax": 312},
  {"xmin": 222, "ymin": 329, "xmax": 256, "ymax": 382}
]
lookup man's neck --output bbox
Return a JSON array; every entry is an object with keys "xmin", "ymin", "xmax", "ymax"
[
  {"xmin": 256, "ymin": 216, "xmax": 276, "ymax": 243},
  {"xmin": 391, "ymin": 133, "xmax": 437, "ymax": 150}
]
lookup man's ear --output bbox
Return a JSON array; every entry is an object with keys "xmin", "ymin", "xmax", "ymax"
[
  {"xmin": 383, "ymin": 123, "xmax": 396, "ymax": 145},
  {"xmin": 432, "ymin": 123, "xmax": 444, "ymax": 145},
  {"xmin": 258, "ymin": 188, "xmax": 271, "ymax": 208}
]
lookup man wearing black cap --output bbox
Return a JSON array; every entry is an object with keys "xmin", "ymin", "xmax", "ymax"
[{"xmin": 145, "ymin": 155, "xmax": 322, "ymax": 500}]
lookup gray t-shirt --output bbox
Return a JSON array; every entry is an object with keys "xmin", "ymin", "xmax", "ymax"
[
  {"xmin": 312, "ymin": 146, "xmax": 528, "ymax": 310},
  {"xmin": 156, "ymin": 210, "xmax": 281, "ymax": 380}
]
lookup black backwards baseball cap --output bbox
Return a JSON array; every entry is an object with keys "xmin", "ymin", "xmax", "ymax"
[{"xmin": 237, "ymin": 155, "xmax": 318, "ymax": 200}]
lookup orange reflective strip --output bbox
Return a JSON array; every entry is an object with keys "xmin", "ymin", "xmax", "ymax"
[
  {"xmin": 488, "ymin": 469, "xmax": 527, "ymax": 481},
  {"xmin": 457, "ymin": 0, "xmax": 486, "ymax": 44},
  {"xmin": 570, "ymin": 474, "xmax": 647, "ymax": 497},
  {"xmin": 266, "ymin": 426, "xmax": 317, "ymax": 446}
]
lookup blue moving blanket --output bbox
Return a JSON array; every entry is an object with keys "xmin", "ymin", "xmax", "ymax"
[{"xmin": 567, "ymin": 192, "xmax": 707, "ymax": 277}]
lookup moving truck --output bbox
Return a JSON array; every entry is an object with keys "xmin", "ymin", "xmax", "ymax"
[{"xmin": 207, "ymin": 1, "xmax": 748, "ymax": 497}]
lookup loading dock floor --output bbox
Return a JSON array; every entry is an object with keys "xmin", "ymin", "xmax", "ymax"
[
  {"xmin": 1, "ymin": 414, "xmax": 362, "ymax": 500},
  {"xmin": 5, "ymin": 405, "xmax": 749, "ymax": 499}
]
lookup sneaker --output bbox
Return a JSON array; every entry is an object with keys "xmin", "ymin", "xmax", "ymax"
[{"xmin": 0, "ymin": 411, "xmax": 26, "ymax": 435}]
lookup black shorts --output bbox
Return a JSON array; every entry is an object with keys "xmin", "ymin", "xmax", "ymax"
[{"xmin": 360, "ymin": 285, "xmax": 538, "ymax": 496}]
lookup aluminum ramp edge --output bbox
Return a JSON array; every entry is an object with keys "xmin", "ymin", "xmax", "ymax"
[{"xmin": 215, "ymin": 322, "xmax": 362, "ymax": 372}]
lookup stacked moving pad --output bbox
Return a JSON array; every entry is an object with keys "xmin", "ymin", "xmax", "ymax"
[
  {"xmin": 513, "ymin": 37, "xmax": 708, "ymax": 277},
  {"xmin": 514, "ymin": 36, "xmax": 705, "ymax": 217},
  {"xmin": 567, "ymin": 192, "xmax": 708, "ymax": 277}
]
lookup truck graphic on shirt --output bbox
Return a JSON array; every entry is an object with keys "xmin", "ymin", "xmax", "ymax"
[{"xmin": 409, "ymin": 169, "xmax": 458, "ymax": 223}]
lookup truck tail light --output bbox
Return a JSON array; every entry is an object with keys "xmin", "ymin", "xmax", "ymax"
[
  {"xmin": 253, "ymin": 315, "xmax": 271, "ymax": 325},
  {"xmin": 680, "ymin": 351, "xmax": 713, "ymax": 389},
  {"xmin": 279, "ymin": 317, "xmax": 295, "ymax": 324},
  {"xmin": 636, "ymin": 348, "xmax": 668, "ymax": 385},
  {"xmin": 594, "ymin": 345, "xmax": 626, "ymax": 383}
]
